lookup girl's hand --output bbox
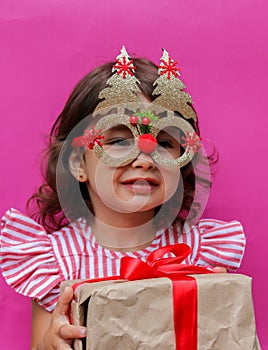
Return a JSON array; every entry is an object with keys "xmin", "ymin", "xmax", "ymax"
[
  {"xmin": 47, "ymin": 286, "xmax": 87, "ymax": 349},
  {"xmin": 212, "ymin": 267, "xmax": 227, "ymax": 273},
  {"xmin": 32, "ymin": 287, "xmax": 86, "ymax": 350}
]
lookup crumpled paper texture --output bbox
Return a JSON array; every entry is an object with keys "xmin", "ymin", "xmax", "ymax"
[
  {"xmin": 196, "ymin": 274, "xmax": 260, "ymax": 350},
  {"xmin": 62, "ymin": 274, "xmax": 260, "ymax": 350}
]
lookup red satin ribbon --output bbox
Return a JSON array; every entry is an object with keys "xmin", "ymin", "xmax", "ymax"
[{"xmin": 72, "ymin": 243, "xmax": 212, "ymax": 350}]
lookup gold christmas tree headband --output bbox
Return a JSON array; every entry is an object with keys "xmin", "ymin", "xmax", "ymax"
[{"xmin": 72, "ymin": 46, "xmax": 201, "ymax": 168}]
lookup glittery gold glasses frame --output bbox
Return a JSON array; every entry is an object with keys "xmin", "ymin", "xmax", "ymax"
[{"xmin": 93, "ymin": 110, "xmax": 198, "ymax": 168}]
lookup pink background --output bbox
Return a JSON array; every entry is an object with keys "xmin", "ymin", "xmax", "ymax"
[{"xmin": 0, "ymin": 0, "xmax": 267, "ymax": 348}]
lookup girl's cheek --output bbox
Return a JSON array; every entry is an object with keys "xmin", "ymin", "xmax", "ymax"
[{"xmin": 163, "ymin": 170, "xmax": 180, "ymax": 197}]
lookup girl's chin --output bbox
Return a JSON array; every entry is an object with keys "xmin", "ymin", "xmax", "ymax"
[
  {"xmin": 101, "ymin": 198, "xmax": 159, "ymax": 215},
  {"xmin": 120, "ymin": 199, "xmax": 163, "ymax": 214}
]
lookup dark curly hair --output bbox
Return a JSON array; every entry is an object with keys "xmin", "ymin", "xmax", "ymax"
[{"xmin": 27, "ymin": 57, "xmax": 216, "ymax": 233}]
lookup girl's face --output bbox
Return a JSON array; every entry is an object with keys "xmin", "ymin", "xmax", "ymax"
[{"xmin": 81, "ymin": 124, "xmax": 181, "ymax": 218}]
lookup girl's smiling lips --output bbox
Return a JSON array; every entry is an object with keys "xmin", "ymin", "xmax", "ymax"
[{"xmin": 120, "ymin": 177, "xmax": 159, "ymax": 194}]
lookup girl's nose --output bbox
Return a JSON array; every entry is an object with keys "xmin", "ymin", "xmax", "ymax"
[{"xmin": 131, "ymin": 153, "xmax": 156, "ymax": 170}]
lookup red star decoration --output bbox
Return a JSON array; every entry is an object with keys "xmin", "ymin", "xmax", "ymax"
[
  {"xmin": 181, "ymin": 132, "xmax": 202, "ymax": 154},
  {"xmin": 113, "ymin": 57, "xmax": 136, "ymax": 79},
  {"xmin": 72, "ymin": 126, "xmax": 104, "ymax": 149},
  {"xmin": 159, "ymin": 57, "xmax": 180, "ymax": 79}
]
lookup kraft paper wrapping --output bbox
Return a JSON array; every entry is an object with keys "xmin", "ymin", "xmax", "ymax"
[{"xmin": 62, "ymin": 274, "xmax": 260, "ymax": 350}]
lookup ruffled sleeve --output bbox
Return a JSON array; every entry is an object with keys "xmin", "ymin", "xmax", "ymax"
[
  {"xmin": 189, "ymin": 219, "xmax": 246, "ymax": 271},
  {"xmin": 0, "ymin": 208, "xmax": 62, "ymax": 310}
]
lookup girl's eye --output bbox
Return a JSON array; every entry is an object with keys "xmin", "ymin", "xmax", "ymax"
[
  {"xmin": 106, "ymin": 138, "xmax": 133, "ymax": 147},
  {"xmin": 157, "ymin": 139, "xmax": 174, "ymax": 149}
]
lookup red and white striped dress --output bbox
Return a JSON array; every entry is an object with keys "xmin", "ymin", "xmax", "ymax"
[{"xmin": 0, "ymin": 208, "xmax": 245, "ymax": 312}]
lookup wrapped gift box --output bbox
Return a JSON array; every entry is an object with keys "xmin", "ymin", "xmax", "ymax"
[{"xmin": 63, "ymin": 273, "xmax": 260, "ymax": 350}]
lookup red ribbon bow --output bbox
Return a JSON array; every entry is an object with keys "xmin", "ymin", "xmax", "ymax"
[
  {"xmin": 72, "ymin": 243, "xmax": 212, "ymax": 350},
  {"xmin": 120, "ymin": 243, "xmax": 210, "ymax": 280}
]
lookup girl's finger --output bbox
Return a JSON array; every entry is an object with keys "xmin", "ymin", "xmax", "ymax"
[
  {"xmin": 55, "ymin": 286, "xmax": 74, "ymax": 315},
  {"xmin": 56, "ymin": 343, "xmax": 73, "ymax": 350},
  {"xmin": 58, "ymin": 324, "xmax": 87, "ymax": 340},
  {"xmin": 213, "ymin": 267, "xmax": 227, "ymax": 273}
]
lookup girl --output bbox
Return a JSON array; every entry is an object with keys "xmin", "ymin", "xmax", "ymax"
[{"xmin": 0, "ymin": 48, "xmax": 245, "ymax": 350}]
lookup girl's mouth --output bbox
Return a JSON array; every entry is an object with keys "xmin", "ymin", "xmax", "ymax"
[{"xmin": 120, "ymin": 178, "xmax": 159, "ymax": 194}]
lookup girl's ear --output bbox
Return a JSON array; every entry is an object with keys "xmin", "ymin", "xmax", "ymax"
[{"xmin": 69, "ymin": 148, "xmax": 88, "ymax": 182}]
